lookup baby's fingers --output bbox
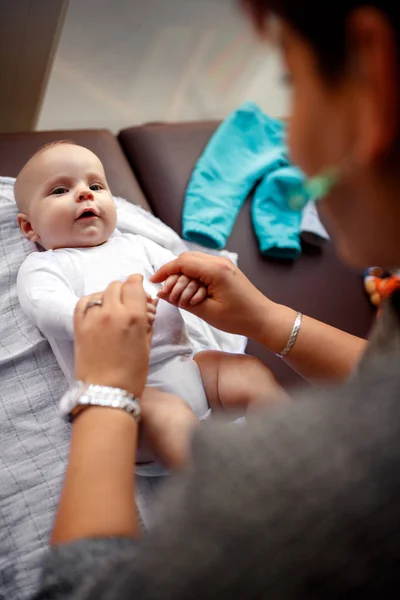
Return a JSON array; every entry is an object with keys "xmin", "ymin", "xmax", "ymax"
[
  {"xmin": 159, "ymin": 274, "xmax": 179, "ymax": 298},
  {"xmin": 167, "ymin": 275, "xmax": 191, "ymax": 305},
  {"xmin": 178, "ymin": 280, "xmax": 202, "ymax": 308},
  {"xmin": 147, "ymin": 296, "xmax": 158, "ymax": 329},
  {"xmin": 147, "ymin": 310, "xmax": 156, "ymax": 323},
  {"xmin": 189, "ymin": 285, "xmax": 208, "ymax": 306},
  {"xmin": 147, "ymin": 296, "xmax": 158, "ymax": 315}
]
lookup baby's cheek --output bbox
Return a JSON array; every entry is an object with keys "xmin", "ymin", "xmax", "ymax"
[
  {"xmin": 104, "ymin": 202, "xmax": 118, "ymax": 232},
  {"xmin": 43, "ymin": 207, "xmax": 74, "ymax": 246}
]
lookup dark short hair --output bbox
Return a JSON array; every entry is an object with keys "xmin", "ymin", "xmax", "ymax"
[{"xmin": 241, "ymin": 1, "xmax": 400, "ymax": 78}]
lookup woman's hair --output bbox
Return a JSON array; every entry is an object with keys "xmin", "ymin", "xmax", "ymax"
[{"xmin": 241, "ymin": 1, "xmax": 400, "ymax": 78}]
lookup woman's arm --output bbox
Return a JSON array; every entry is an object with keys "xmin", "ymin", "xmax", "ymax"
[
  {"xmin": 253, "ymin": 302, "xmax": 367, "ymax": 384},
  {"xmin": 51, "ymin": 407, "xmax": 139, "ymax": 545},
  {"xmin": 152, "ymin": 252, "xmax": 367, "ymax": 384},
  {"xmin": 51, "ymin": 275, "xmax": 152, "ymax": 546}
]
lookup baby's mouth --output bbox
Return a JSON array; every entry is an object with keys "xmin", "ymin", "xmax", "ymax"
[{"xmin": 76, "ymin": 208, "xmax": 98, "ymax": 220}]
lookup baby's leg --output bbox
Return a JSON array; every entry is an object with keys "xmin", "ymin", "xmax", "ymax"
[
  {"xmin": 138, "ymin": 387, "xmax": 197, "ymax": 468},
  {"xmin": 194, "ymin": 351, "xmax": 289, "ymax": 414}
]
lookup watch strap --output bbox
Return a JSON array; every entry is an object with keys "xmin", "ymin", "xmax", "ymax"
[{"xmin": 60, "ymin": 382, "xmax": 141, "ymax": 423}]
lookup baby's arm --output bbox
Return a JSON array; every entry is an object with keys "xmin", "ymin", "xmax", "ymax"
[{"xmin": 17, "ymin": 253, "xmax": 79, "ymax": 340}]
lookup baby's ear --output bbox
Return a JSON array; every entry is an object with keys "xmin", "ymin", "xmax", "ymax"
[{"xmin": 17, "ymin": 213, "xmax": 40, "ymax": 243}]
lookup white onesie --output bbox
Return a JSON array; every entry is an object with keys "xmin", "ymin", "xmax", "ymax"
[{"xmin": 17, "ymin": 230, "xmax": 209, "ymax": 419}]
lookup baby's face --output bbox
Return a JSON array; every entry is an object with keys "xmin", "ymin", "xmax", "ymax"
[{"xmin": 17, "ymin": 144, "xmax": 117, "ymax": 250}]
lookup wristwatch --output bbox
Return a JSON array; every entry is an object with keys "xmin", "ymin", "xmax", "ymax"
[{"xmin": 59, "ymin": 381, "xmax": 141, "ymax": 423}]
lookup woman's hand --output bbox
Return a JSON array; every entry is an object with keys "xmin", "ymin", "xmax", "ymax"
[
  {"xmin": 152, "ymin": 253, "xmax": 367, "ymax": 382},
  {"xmin": 152, "ymin": 252, "xmax": 270, "ymax": 338},
  {"xmin": 74, "ymin": 274, "xmax": 154, "ymax": 398}
]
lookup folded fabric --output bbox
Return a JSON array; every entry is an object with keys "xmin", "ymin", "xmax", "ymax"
[
  {"xmin": 251, "ymin": 163, "xmax": 305, "ymax": 259},
  {"xmin": 183, "ymin": 101, "xmax": 287, "ymax": 250},
  {"xmin": 183, "ymin": 101, "xmax": 327, "ymax": 258},
  {"xmin": 300, "ymin": 200, "xmax": 330, "ymax": 247}
]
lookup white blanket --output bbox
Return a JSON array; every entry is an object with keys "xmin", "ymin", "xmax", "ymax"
[{"xmin": 0, "ymin": 176, "xmax": 245, "ymax": 599}]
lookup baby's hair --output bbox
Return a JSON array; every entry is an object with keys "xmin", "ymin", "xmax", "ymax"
[
  {"xmin": 30, "ymin": 139, "xmax": 78, "ymax": 161},
  {"xmin": 15, "ymin": 140, "xmax": 78, "ymax": 212}
]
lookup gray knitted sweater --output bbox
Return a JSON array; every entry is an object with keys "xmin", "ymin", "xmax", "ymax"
[{"xmin": 34, "ymin": 300, "xmax": 400, "ymax": 599}]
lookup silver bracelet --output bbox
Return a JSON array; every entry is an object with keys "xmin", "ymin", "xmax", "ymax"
[{"xmin": 277, "ymin": 312, "xmax": 303, "ymax": 358}]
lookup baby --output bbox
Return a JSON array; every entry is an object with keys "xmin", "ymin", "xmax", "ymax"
[{"xmin": 15, "ymin": 141, "xmax": 279, "ymax": 452}]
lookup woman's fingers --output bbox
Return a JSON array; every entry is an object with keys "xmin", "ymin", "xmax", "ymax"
[
  {"xmin": 74, "ymin": 295, "xmax": 90, "ymax": 325},
  {"xmin": 151, "ymin": 257, "xmax": 189, "ymax": 284},
  {"xmin": 121, "ymin": 275, "xmax": 149, "ymax": 326},
  {"xmin": 121, "ymin": 274, "xmax": 145, "ymax": 307},
  {"xmin": 74, "ymin": 292, "xmax": 108, "ymax": 328},
  {"xmin": 102, "ymin": 280, "xmax": 123, "ymax": 308},
  {"xmin": 151, "ymin": 252, "xmax": 212, "ymax": 285},
  {"xmin": 122, "ymin": 276, "xmax": 155, "ymax": 344}
]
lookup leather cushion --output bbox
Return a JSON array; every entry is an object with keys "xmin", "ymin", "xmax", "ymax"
[{"xmin": 0, "ymin": 129, "xmax": 150, "ymax": 210}]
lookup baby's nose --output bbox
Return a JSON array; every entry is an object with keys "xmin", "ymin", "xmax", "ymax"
[{"xmin": 78, "ymin": 190, "xmax": 94, "ymax": 201}]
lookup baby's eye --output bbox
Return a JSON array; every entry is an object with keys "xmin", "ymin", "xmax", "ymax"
[
  {"xmin": 89, "ymin": 183, "xmax": 103, "ymax": 191},
  {"xmin": 51, "ymin": 186, "xmax": 68, "ymax": 195}
]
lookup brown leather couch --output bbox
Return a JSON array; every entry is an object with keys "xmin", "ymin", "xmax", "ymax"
[{"xmin": 0, "ymin": 125, "xmax": 374, "ymax": 387}]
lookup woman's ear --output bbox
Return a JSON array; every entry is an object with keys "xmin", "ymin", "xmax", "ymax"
[
  {"xmin": 349, "ymin": 8, "xmax": 400, "ymax": 164},
  {"xmin": 17, "ymin": 214, "xmax": 40, "ymax": 243}
]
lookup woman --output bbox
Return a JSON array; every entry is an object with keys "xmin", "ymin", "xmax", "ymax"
[{"xmin": 35, "ymin": 1, "xmax": 400, "ymax": 598}]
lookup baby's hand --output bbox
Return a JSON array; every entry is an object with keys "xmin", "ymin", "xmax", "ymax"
[
  {"xmin": 158, "ymin": 275, "xmax": 207, "ymax": 308},
  {"xmin": 146, "ymin": 294, "xmax": 158, "ymax": 329}
]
